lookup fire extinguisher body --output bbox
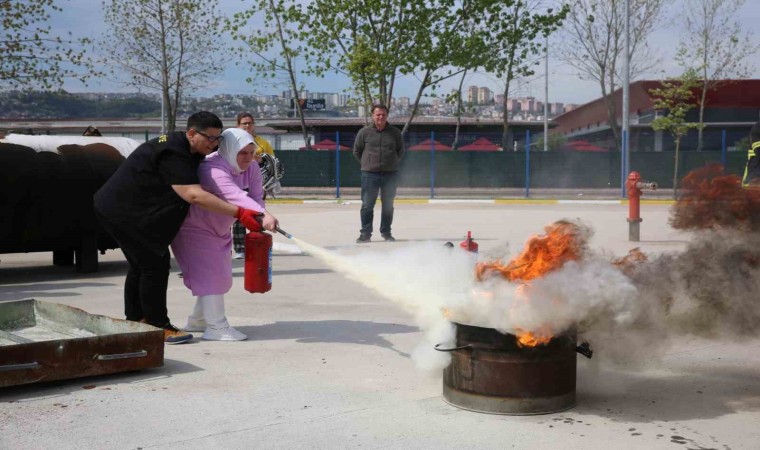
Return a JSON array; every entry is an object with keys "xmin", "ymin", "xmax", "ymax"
[
  {"xmin": 459, "ymin": 231, "xmax": 479, "ymax": 253},
  {"xmin": 244, "ymin": 231, "xmax": 272, "ymax": 293}
]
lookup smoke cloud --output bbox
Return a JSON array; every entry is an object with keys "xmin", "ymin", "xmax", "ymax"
[{"xmin": 289, "ymin": 166, "xmax": 760, "ymax": 371}]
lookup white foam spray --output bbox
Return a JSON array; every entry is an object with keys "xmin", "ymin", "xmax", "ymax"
[
  {"xmin": 287, "ymin": 230, "xmax": 640, "ymax": 371},
  {"xmin": 287, "ymin": 219, "xmax": 760, "ymax": 371}
]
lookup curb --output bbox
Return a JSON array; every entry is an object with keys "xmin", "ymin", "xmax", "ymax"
[{"xmin": 269, "ymin": 198, "xmax": 676, "ymax": 206}]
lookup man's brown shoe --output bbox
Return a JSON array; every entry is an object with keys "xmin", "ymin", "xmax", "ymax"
[
  {"xmin": 162, "ymin": 323, "xmax": 193, "ymax": 344},
  {"xmin": 140, "ymin": 320, "xmax": 193, "ymax": 345}
]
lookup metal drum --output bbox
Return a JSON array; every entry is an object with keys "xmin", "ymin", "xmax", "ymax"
[{"xmin": 439, "ymin": 322, "xmax": 577, "ymax": 415}]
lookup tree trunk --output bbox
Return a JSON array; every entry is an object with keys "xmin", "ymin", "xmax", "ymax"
[
  {"xmin": 165, "ymin": 88, "xmax": 176, "ymax": 132},
  {"xmin": 501, "ymin": 79, "xmax": 512, "ymax": 151},
  {"xmin": 451, "ymin": 69, "xmax": 467, "ymax": 151},
  {"xmin": 697, "ymin": 81, "xmax": 708, "ymax": 152},
  {"xmin": 401, "ymin": 70, "xmax": 430, "ymax": 136},
  {"xmin": 673, "ymin": 137, "xmax": 681, "ymax": 200},
  {"xmin": 601, "ymin": 79, "xmax": 620, "ymax": 151},
  {"xmin": 270, "ymin": 0, "xmax": 310, "ymax": 149}
]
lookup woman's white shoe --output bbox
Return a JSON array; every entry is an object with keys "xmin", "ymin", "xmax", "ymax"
[
  {"xmin": 199, "ymin": 294, "xmax": 247, "ymax": 341},
  {"xmin": 202, "ymin": 326, "xmax": 248, "ymax": 341}
]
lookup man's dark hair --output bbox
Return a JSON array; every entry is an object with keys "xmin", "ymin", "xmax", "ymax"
[
  {"xmin": 187, "ymin": 111, "xmax": 223, "ymax": 131},
  {"xmin": 236, "ymin": 111, "xmax": 254, "ymax": 125},
  {"xmin": 750, "ymin": 120, "xmax": 760, "ymax": 143},
  {"xmin": 371, "ymin": 104, "xmax": 388, "ymax": 114}
]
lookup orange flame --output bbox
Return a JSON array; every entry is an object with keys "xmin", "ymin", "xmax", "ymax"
[
  {"xmin": 515, "ymin": 328, "xmax": 554, "ymax": 348},
  {"xmin": 612, "ymin": 247, "xmax": 648, "ymax": 275},
  {"xmin": 474, "ymin": 221, "xmax": 585, "ymax": 347},
  {"xmin": 475, "ymin": 220, "xmax": 584, "ymax": 282},
  {"xmin": 671, "ymin": 163, "xmax": 760, "ymax": 231}
]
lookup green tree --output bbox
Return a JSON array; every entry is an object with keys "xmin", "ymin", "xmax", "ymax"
[
  {"xmin": 1, "ymin": 0, "xmax": 97, "ymax": 89},
  {"xmin": 396, "ymin": 0, "xmax": 487, "ymax": 134},
  {"xmin": 535, "ymin": 132, "xmax": 567, "ymax": 152},
  {"xmin": 559, "ymin": 0, "xmax": 664, "ymax": 151},
  {"xmin": 226, "ymin": 0, "xmax": 312, "ymax": 149},
  {"xmin": 296, "ymin": 0, "xmax": 431, "ymax": 115},
  {"xmin": 447, "ymin": 71, "xmax": 467, "ymax": 150},
  {"xmin": 478, "ymin": 0, "xmax": 569, "ymax": 150},
  {"xmin": 675, "ymin": 0, "xmax": 758, "ymax": 152},
  {"xmin": 101, "ymin": 0, "xmax": 223, "ymax": 132},
  {"xmin": 650, "ymin": 69, "xmax": 703, "ymax": 199}
]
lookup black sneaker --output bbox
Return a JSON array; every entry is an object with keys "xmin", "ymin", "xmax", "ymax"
[
  {"xmin": 381, "ymin": 233, "xmax": 396, "ymax": 242},
  {"xmin": 356, "ymin": 233, "xmax": 371, "ymax": 243}
]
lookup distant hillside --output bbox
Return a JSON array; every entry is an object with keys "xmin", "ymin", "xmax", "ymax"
[{"xmin": 0, "ymin": 91, "xmax": 161, "ymax": 119}]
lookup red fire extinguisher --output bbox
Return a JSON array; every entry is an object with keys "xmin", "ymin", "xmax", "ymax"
[
  {"xmin": 244, "ymin": 230, "xmax": 272, "ymax": 293},
  {"xmin": 459, "ymin": 231, "xmax": 479, "ymax": 253}
]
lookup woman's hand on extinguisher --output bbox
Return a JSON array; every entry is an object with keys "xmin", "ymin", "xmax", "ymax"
[
  {"xmin": 236, "ymin": 207, "xmax": 263, "ymax": 232},
  {"xmin": 260, "ymin": 211, "xmax": 279, "ymax": 232}
]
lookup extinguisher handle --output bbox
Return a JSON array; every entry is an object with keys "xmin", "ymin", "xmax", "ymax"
[{"xmin": 253, "ymin": 212, "xmax": 293, "ymax": 239}]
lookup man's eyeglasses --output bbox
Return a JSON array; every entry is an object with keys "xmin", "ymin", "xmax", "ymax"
[
  {"xmin": 239, "ymin": 121, "xmax": 254, "ymax": 126},
  {"xmin": 193, "ymin": 129, "xmax": 224, "ymax": 143}
]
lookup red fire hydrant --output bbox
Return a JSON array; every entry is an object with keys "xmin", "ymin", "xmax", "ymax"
[{"xmin": 625, "ymin": 171, "xmax": 657, "ymax": 242}]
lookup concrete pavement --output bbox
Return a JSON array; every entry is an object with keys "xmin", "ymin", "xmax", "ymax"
[{"xmin": 1, "ymin": 201, "xmax": 758, "ymax": 450}]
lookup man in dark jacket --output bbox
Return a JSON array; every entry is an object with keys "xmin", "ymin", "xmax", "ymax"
[
  {"xmin": 94, "ymin": 111, "xmax": 272, "ymax": 344},
  {"xmin": 352, "ymin": 104, "xmax": 405, "ymax": 243},
  {"xmin": 742, "ymin": 120, "xmax": 760, "ymax": 187}
]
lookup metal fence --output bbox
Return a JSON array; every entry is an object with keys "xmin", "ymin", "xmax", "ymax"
[
  {"xmin": 270, "ymin": 130, "xmax": 747, "ymax": 197},
  {"xmin": 22, "ymin": 128, "xmax": 749, "ymax": 197}
]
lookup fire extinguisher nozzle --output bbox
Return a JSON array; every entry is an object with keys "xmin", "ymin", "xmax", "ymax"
[{"xmin": 276, "ymin": 227, "xmax": 293, "ymax": 239}]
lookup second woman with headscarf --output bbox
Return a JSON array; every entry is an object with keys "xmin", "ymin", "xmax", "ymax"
[{"xmin": 171, "ymin": 128, "xmax": 279, "ymax": 341}]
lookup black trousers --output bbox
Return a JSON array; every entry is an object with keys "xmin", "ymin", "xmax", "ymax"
[{"xmin": 95, "ymin": 211, "xmax": 171, "ymax": 327}]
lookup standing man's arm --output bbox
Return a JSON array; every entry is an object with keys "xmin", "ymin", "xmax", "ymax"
[
  {"xmin": 353, "ymin": 129, "xmax": 364, "ymax": 163},
  {"xmin": 395, "ymin": 128, "xmax": 405, "ymax": 161}
]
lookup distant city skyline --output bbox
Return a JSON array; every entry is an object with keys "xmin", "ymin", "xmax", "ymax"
[{"xmin": 50, "ymin": 0, "xmax": 760, "ymax": 107}]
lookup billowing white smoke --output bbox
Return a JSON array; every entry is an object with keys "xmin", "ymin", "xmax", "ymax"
[
  {"xmin": 292, "ymin": 221, "xmax": 760, "ymax": 372},
  {"xmin": 292, "ymin": 229, "xmax": 644, "ymax": 371}
]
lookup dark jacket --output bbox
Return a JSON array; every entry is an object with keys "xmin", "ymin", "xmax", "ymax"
[
  {"xmin": 94, "ymin": 131, "xmax": 204, "ymax": 253},
  {"xmin": 353, "ymin": 124, "xmax": 405, "ymax": 172}
]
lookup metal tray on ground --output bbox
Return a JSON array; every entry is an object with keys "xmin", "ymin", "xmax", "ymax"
[{"xmin": 0, "ymin": 299, "xmax": 164, "ymax": 388}]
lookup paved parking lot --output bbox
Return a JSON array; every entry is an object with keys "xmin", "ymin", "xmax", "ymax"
[{"xmin": 1, "ymin": 201, "xmax": 759, "ymax": 449}]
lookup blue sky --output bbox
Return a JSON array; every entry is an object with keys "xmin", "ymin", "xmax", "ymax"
[{"xmin": 53, "ymin": 0, "xmax": 760, "ymax": 106}]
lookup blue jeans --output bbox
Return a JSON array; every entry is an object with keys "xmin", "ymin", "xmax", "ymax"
[{"xmin": 360, "ymin": 171, "xmax": 398, "ymax": 235}]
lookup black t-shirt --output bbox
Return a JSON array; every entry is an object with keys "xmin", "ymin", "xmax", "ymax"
[{"xmin": 94, "ymin": 131, "xmax": 204, "ymax": 252}]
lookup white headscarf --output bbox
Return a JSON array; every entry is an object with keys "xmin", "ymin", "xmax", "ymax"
[{"xmin": 217, "ymin": 128, "xmax": 255, "ymax": 173}]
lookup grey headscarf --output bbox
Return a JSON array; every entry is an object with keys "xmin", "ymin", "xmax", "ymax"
[{"xmin": 217, "ymin": 128, "xmax": 255, "ymax": 173}]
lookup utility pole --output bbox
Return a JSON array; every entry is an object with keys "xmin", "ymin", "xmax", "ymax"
[
  {"xmin": 544, "ymin": 34, "xmax": 549, "ymax": 152},
  {"xmin": 621, "ymin": 0, "xmax": 631, "ymax": 197}
]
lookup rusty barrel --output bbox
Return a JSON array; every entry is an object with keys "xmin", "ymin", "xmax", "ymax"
[{"xmin": 440, "ymin": 322, "xmax": 577, "ymax": 415}]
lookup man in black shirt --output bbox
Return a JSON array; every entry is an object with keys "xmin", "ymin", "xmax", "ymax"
[{"xmin": 94, "ymin": 111, "xmax": 274, "ymax": 344}]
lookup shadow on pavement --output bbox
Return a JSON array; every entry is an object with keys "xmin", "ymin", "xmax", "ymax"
[
  {"xmin": 575, "ymin": 363, "xmax": 760, "ymax": 424},
  {"xmin": 0, "ymin": 358, "xmax": 203, "ymax": 402},
  {"xmin": 0, "ymin": 282, "xmax": 118, "ymax": 302},
  {"xmin": 0, "ymin": 260, "xmax": 130, "ymax": 285},
  {"xmin": 238, "ymin": 319, "xmax": 418, "ymax": 358}
]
